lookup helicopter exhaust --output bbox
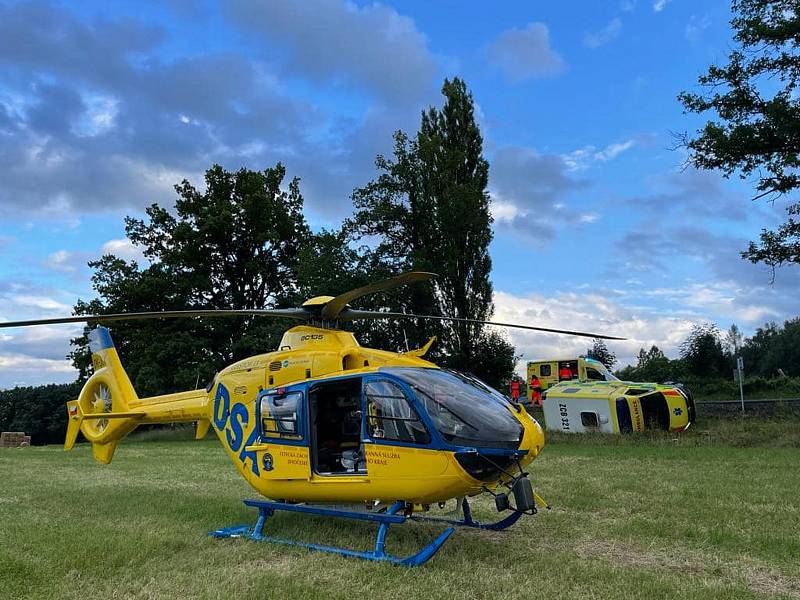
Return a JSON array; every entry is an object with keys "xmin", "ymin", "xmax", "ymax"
[{"xmin": 65, "ymin": 326, "xmax": 210, "ymax": 464}]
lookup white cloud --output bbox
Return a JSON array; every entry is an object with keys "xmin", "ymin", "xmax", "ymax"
[
  {"xmin": 0, "ymin": 353, "xmax": 75, "ymax": 372},
  {"xmin": 0, "ymin": 350, "xmax": 77, "ymax": 389},
  {"xmin": 488, "ymin": 145, "xmax": 591, "ymax": 241},
  {"xmin": 491, "ymin": 289, "xmax": 697, "ymax": 375},
  {"xmin": 11, "ymin": 295, "xmax": 71, "ymax": 312},
  {"xmin": 44, "ymin": 250, "xmax": 78, "ymax": 273},
  {"xmin": 584, "ymin": 18, "xmax": 622, "ymax": 48},
  {"xmin": 490, "ymin": 200, "xmax": 521, "ymax": 222},
  {"xmin": 650, "ymin": 283, "xmax": 780, "ymax": 324},
  {"xmin": 594, "ymin": 139, "xmax": 635, "ymax": 161},
  {"xmin": 685, "ymin": 15, "xmax": 711, "ymax": 41},
  {"xmin": 486, "ymin": 22, "xmax": 565, "ymax": 82},
  {"xmin": 653, "ymin": 0, "xmax": 671, "ymax": 12},
  {"xmin": 102, "ymin": 238, "xmax": 147, "ymax": 263},
  {"xmin": 225, "ymin": 0, "xmax": 438, "ymax": 104},
  {"xmin": 73, "ymin": 93, "xmax": 119, "ymax": 137},
  {"xmin": 563, "ymin": 139, "xmax": 636, "ymax": 171}
]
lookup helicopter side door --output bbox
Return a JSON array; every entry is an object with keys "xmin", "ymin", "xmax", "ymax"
[
  {"xmin": 251, "ymin": 385, "xmax": 311, "ymax": 480},
  {"xmin": 360, "ymin": 375, "xmax": 449, "ymax": 482}
]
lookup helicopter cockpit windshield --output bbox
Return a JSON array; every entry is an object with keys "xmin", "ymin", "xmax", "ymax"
[{"xmin": 383, "ymin": 368, "xmax": 524, "ymax": 450}]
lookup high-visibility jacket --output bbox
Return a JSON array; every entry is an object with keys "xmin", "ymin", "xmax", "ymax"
[
  {"xmin": 510, "ymin": 380, "xmax": 520, "ymax": 399},
  {"xmin": 559, "ymin": 367, "xmax": 572, "ymax": 380},
  {"xmin": 530, "ymin": 377, "xmax": 543, "ymax": 406}
]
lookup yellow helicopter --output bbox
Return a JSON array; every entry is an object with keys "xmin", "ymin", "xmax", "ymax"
[{"xmin": 1, "ymin": 272, "xmax": 622, "ymax": 565}]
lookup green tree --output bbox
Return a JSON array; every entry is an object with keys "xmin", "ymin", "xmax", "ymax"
[
  {"xmin": 723, "ymin": 323, "xmax": 743, "ymax": 356},
  {"xmin": 0, "ymin": 382, "xmax": 81, "ymax": 445},
  {"xmin": 680, "ymin": 323, "xmax": 728, "ymax": 378},
  {"xmin": 586, "ymin": 338, "xmax": 617, "ymax": 369},
  {"xmin": 469, "ymin": 330, "xmax": 519, "ymax": 391},
  {"xmin": 70, "ymin": 163, "xmax": 310, "ymax": 397},
  {"xmin": 679, "ymin": 0, "xmax": 800, "ymax": 275},
  {"xmin": 349, "ymin": 78, "xmax": 513, "ymax": 387},
  {"xmin": 633, "ymin": 345, "xmax": 674, "ymax": 382},
  {"xmin": 740, "ymin": 317, "xmax": 800, "ymax": 376}
]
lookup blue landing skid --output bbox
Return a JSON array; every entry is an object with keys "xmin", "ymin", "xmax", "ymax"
[
  {"xmin": 410, "ymin": 497, "xmax": 524, "ymax": 531},
  {"xmin": 209, "ymin": 499, "xmax": 455, "ymax": 566}
]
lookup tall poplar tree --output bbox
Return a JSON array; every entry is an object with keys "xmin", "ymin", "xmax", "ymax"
[
  {"xmin": 416, "ymin": 78, "xmax": 495, "ymax": 367},
  {"xmin": 349, "ymin": 78, "xmax": 515, "ymax": 386}
]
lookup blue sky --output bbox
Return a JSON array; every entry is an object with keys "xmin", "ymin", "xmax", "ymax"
[{"xmin": 1, "ymin": 0, "xmax": 798, "ymax": 388}]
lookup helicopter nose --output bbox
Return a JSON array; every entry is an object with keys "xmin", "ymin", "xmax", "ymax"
[{"xmin": 522, "ymin": 414, "xmax": 545, "ymax": 462}]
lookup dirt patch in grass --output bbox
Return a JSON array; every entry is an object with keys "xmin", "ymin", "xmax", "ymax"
[
  {"xmin": 576, "ymin": 539, "xmax": 800, "ymax": 598},
  {"xmin": 741, "ymin": 563, "xmax": 800, "ymax": 599},
  {"xmin": 576, "ymin": 539, "xmax": 707, "ymax": 574}
]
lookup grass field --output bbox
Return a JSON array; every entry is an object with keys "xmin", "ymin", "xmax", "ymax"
[{"xmin": 2, "ymin": 421, "xmax": 800, "ymax": 600}]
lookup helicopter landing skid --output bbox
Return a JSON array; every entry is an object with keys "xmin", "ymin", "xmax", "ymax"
[
  {"xmin": 409, "ymin": 497, "xmax": 524, "ymax": 531},
  {"xmin": 209, "ymin": 499, "xmax": 454, "ymax": 566}
]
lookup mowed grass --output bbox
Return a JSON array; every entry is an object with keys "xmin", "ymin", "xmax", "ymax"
[{"xmin": 2, "ymin": 423, "xmax": 800, "ymax": 600}]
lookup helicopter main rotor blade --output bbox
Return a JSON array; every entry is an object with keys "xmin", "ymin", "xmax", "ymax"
[
  {"xmin": 0, "ymin": 308, "xmax": 309, "ymax": 330},
  {"xmin": 338, "ymin": 309, "xmax": 626, "ymax": 340},
  {"xmin": 320, "ymin": 271, "xmax": 437, "ymax": 321}
]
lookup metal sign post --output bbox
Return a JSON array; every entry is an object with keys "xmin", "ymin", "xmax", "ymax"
[{"xmin": 737, "ymin": 356, "xmax": 745, "ymax": 414}]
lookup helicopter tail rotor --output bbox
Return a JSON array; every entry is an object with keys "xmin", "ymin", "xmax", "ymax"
[
  {"xmin": 65, "ymin": 326, "xmax": 143, "ymax": 463},
  {"xmin": 64, "ymin": 326, "xmax": 210, "ymax": 464}
]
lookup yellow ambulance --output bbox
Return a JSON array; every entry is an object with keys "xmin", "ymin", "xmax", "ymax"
[{"xmin": 527, "ymin": 357, "xmax": 695, "ymax": 434}]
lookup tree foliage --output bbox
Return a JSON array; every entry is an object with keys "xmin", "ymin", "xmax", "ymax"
[
  {"xmin": 740, "ymin": 317, "xmax": 800, "ymax": 376},
  {"xmin": 62, "ymin": 79, "xmax": 520, "ymax": 402},
  {"xmin": 348, "ymin": 78, "xmax": 513, "ymax": 387},
  {"xmin": 680, "ymin": 323, "xmax": 729, "ymax": 378},
  {"xmin": 70, "ymin": 164, "xmax": 310, "ymax": 397},
  {"xmin": 0, "ymin": 382, "xmax": 80, "ymax": 445},
  {"xmin": 679, "ymin": 0, "xmax": 800, "ymax": 274},
  {"xmin": 586, "ymin": 338, "xmax": 617, "ymax": 369}
]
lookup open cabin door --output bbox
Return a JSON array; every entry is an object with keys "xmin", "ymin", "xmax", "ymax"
[
  {"xmin": 250, "ymin": 384, "xmax": 311, "ymax": 480},
  {"xmin": 308, "ymin": 376, "xmax": 367, "ymax": 476}
]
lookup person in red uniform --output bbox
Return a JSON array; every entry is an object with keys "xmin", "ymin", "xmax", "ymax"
[
  {"xmin": 510, "ymin": 379, "xmax": 521, "ymax": 402},
  {"xmin": 530, "ymin": 375, "xmax": 543, "ymax": 407},
  {"xmin": 559, "ymin": 364, "xmax": 573, "ymax": 381}
]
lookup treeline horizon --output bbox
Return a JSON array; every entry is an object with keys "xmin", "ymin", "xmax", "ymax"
[{"xmin": 613, "ymin": 318, "xmax": 800, "ymax": 383}]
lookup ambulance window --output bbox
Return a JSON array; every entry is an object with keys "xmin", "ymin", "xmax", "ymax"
[
  {"xmin": 580, "ymin": 411, "xmax": 599, "ymax": 428},
  {"xmin": 586, "ymin": 367, "xmax": 605, "ymax": 381},
  {"xmin": 261, "ymin": 391, "xmax": 302, "ymax": 440},
  {"xmin": 539, "ymin": 364, "xmax": 552, "ymax": 377},
  {"xmin": 365, "ymin": 380, "xmax": 430, "ymax": 445}
]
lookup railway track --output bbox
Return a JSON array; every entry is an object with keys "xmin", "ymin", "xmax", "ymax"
[{"xmin": 695, "ymin": 397, "xmax": 800, "ymax": 414}]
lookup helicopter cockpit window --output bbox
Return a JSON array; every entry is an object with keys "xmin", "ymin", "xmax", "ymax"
[
  {"xmin": 365, "ymin": 380, "xmax": 430, "ymax": 445},
  {"xmin": 385, "ymin": 368, "xmax": 524, "ymax": 450},
  {"xmin": 261, "ymin": 391, "xmax": 302, "ymax": 440}
]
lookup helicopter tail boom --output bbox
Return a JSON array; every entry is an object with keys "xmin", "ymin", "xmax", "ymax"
[{"xmin": 65, "ymin": 326, "xmax": 210, "ymax": 464}]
